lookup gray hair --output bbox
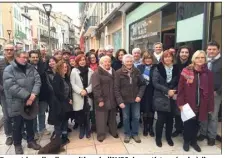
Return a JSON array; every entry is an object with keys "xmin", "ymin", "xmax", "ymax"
[
  {"xmin": 122, "ymin": 54, "xmax": 134, "ymax": 64},
  {"xmin": 99, "ymin": 55, "xmax": 111, "ymax": 65},
  {"xmin": 153, "ymin": 42, "xmax": 163, "ymax": 48},
  {"xmin": 14, "ymin": 50, "xmax": 28, "ymax": 57},
  {"xmin": 132, "ymin": 48, "xmax": 141, "ymax": 54}
]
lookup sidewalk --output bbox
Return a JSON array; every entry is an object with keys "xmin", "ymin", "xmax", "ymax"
[{"xmin": 0, "ymin": 123, "xmax": 222, "ymax": 155}]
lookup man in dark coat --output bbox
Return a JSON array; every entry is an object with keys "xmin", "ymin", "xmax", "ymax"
[
  {"xmin": 29, "ymin": 50, "xmax": 51, "ymax": 139},
  {"xmin": 3, "ymin": 50, "xmax": 42, "ymax": 154},
  {"xmin": 172, "ymin": 45, "xmax": 192, "ymax": 137}
]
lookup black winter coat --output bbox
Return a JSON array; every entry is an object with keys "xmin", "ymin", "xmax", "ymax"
[
  {"xmin": 112, "ymin": 60, "xmax": 123, "ymax": 71},
  {"xmin": 137, "ymin": 64, "xmax": 156, "ymax": 115},
  {"xmin": 152, "ymin": 62, "xmax": 179, "ymax": 114}
]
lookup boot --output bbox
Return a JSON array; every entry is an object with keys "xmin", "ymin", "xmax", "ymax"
[
  {"xmin": 15, "ymin": 145, "xmax": 24, "ymax": 154},
  {"xmin": 79, "ymin": 125, "xmax": 85, "ymax": 139},
  {"xmin": 143, "ymin": 117, "xmax": 148, "ymax": 136},
  {"xmin": 27, "ymin": 141, "xmax": 41, "ymax": 150}
]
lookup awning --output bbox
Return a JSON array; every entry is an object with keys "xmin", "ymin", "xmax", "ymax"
[{"xmin": 83, "ymin": 26, "xmax": 97, "ymax": 37}]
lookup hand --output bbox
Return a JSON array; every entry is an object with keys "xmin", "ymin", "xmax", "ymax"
[
  {"xmin": 99, "ymin": 102, "xmax": 104, "ymax": 107},
  {"xmin": 214, "ymin": 91, "xmax": 217, "ymax": 97},
  {"xmin": 26, "ymin": 99, "xmax": 33, "ymax": 106},
  {"xmin": 69, "ymin": 99, "xmax": 72, "ymax": 105},
  {"xmin": 80, "ymin": 90, "xmax": 87, "ymax": 96},
  {"xmin": 208, "ymin": 111, "xmax": 212, "ymax": 114},
  {"xmin": 119, "ymin": 103, "xmax": 125, "ymax": 109},
  {"xmin": 29, "ymin": 93, "xmax": 36, "ymax": 102},
  {"xmin": 168, "ymin": 90, "xmax": 176, "ymax": 97},
  {"xmin": 178, "ymin": 106, "xmax": 183, "ymax": 111},
  {"xmin": 135, "ymin": 97, "xmax": 141, "ymax": 103}
]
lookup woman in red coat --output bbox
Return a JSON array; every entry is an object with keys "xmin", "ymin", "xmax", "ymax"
[{"xmin": 177, "ymin": 50, "xmax": 214, "ymax": 152}]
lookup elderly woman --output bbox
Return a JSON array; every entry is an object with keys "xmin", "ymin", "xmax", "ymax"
[
  {"xmin": 92, "ymin": 56, "xmax": 118, "ymax": 142},
  {"xmin": 152, "ymin": 50, "xmax": 179, "ymax": 147},
  {"xmin": 70, "ymin": 54, "xmax": 93, "ymax": 139},
  {"xmin": 177, "ymin": 50, "xmax": 214, "ymax": 152},
  {"xmin": 132, "ymin": 48, "xmax": 142, "ymax": 67},
  {"xmin": 114, "ymin": 54, "xmax": 146, "ymax": 143}
]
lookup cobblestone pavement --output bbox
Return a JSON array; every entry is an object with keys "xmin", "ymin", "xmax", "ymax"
[{"xmin": 0, "ymin": 122, "xmax": 222, "ymax": 155}]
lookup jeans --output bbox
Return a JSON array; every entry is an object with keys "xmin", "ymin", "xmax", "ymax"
[
  {"xmin": 122, "ymin": 102, "xmax": 140, "ymax": 137},
  {"xmin": 11, "ymin": 115, "xmax": 34, "ymax": 145},
  {"xmin": 0, "ymin": 93, "xmax": 13, "ymax": 137},
  {"xmin": 199, "ymin": 94, "xmax": 222, "ymax": 139},
  {"xmin": 33, "ymin": 101, "xmax": 48, "ymax": 133},
  {"xmin": 54, "ymin": 119, "xmax": 68, "ymax": 137}
]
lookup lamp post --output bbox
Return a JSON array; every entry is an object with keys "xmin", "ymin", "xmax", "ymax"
[
  {"xmin": 43, "ymin": 4, "xmax": 52, "ymax": 55},
  {"xmin": 61, "ymin": 29, "xmax": 65, "ymax": 49},
  {"xmin": 7, "ymin": 30, "xmax": 12, "ymax": 40}
]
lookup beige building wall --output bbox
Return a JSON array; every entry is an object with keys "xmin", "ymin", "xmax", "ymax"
[{"xmin": 0, "ymin": 3, "xmax": 14, "ymax": 41}]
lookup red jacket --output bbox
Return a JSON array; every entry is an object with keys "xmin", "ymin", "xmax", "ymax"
[{"xmin": 177, "ymin": 66, "xmax": 214, "ymax": 121}]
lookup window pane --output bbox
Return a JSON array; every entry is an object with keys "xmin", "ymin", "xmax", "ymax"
[{"xmin": 214, "ymin": 2, "xmax": 222, "ymax": 17}]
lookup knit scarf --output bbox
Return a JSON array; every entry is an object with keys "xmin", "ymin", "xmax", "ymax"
[{"xmin": 89, "ymin": 63, "xmax": 98, "ymax": 71}]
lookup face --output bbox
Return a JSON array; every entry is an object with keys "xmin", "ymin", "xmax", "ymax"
[
  {"xmin": 124, "ymin": 58, "xmax": 134, "ymax": 69},
  {"xmin": 40, "ymin": 49, "xmax": 46, "ymax": 56},
  {"xmin": 106, "ymin": 50, "xmax": 112, "ymax": 57},
  {"xmin": 154, "ymin": 44, "xmax": 162, "ymax": 54},
  {"xmin": 69, "ymin": 59, "xmax": 76, "ymax": 67},
  {"xmin": 78, "ymin": 57, "xmax": 86, "ymax": 67},
  {"xmin": 102, "ymin": 58, "xmax": 111, "ymax": 70},
  {"xmin": 63, "ymin": 63, "xmax": 68, "ymax": 75},
  {"xmin": 194, "ymin": 53, "xmax": 206, "ymax": 66},
  {"xmin": 179, "ymin": 48, "xmax": 190, "ymax": 61},
  {"xmin": 29, "ymin": 53, "xmax": 39, "ymax": 65},
  {"xmin": 144, "ymin": 58, "xmax": 153, "ymax": 65},
  {"xmin": 90, "ymin": 54, "xmax": 97, "ymax": 64},
  {"xmin": 169, "ymin": 48, "xmax": 176, "ymax": 55},
  {"xmin": 133, "ymin": 51, "xmax": 141, "ymax": 61},
  {"xmin": 75, "ymin": 49, "xmax": 81, "ymax": 54},
  {"xmin": 163, "ymin": 55, "xmax": 173, "ymax": 66},
  {"xmin": 98, "ymin": 49, "xmax": 105, "ymax": 56},
  {"xmin": 4, "ymin": 44, "xmax": 14, "ymax": 59},
  {"xmin": 54, "ymin": 52, "xmax": 63, "ymax": 61},
  {"xmin": 63, "ymin": 53, "xmax": 70, "ymax": 61},
  {"xmin": 118, "ymin": 51, "xmax": 125, "ymax": 61},
  {"xmin": 207, "ymin": 45, "xmax": 220, "ymax": 58},
  {"xmin": 49, "ymin": 58, "xmax": 56, "ymax": 69},
  {"xmin": 16, "ymin": 53, "xmax": 29, "ymax": 65}
]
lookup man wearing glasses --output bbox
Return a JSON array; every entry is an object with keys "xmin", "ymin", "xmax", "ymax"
[{"xmin": 0, "ymin": 43, "xmax": 15, "ymax": 146}]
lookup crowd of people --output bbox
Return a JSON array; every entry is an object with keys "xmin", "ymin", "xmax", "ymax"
[{"xmin": 0, "ymin": 41, "xmax": 221, "ymax": 154}]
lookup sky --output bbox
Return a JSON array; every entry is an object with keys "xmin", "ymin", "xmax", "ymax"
[{"xmin": 51, "ymin": 3, "xmax": 80, "ymax": 26}]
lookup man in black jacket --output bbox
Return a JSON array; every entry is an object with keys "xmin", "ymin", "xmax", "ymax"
[
  {"xmin": 172, "ymin": 45, "xmax": 192, "ymax": 137},
  {"xmin": 29, "ymin": 50, "xmax": 51, "ymax": 140},
  {"xmin": 0, "ymin": 43, "xmax": 14, "ymax": 145},
  {"xmin": 198, "ymin": 41, "xmax": 222, "ymax": 146}
]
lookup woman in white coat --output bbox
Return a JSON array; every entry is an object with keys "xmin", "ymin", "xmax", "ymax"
[{"xmin": 70, "ymin": 54, "xmax": 94, "ymax": 139}]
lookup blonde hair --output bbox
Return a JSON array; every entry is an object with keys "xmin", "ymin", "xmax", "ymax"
[
  {"xmin": 99, "ymin": 55, "xmax": 111, "ymax": 66},
  {"xmin": 142, "ymin": 51, "xmax": 153, "ymax": 64},
  {"xmin": 191, "ymin": 50, "xmax": 206, "ymax": 64},
  {"xmin": 54, "ymin": 60, "xmax": 71, "ymax": 77}
]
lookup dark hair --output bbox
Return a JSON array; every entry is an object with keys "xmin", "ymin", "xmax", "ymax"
[
  {"xmin": 207, "ymin": 41, "xmax": 220, "ymax": 49},
  {"xmin": 75, "ymin": 47, "xmax": 81, "ymax": 50},
  {"xmin": 90, "ymin": 49, "xmax": 95, "ymax": 53},
  {"xmin": 88, "ymin": 52, "xmax": 98, "ymax": 64},
  {"xmin": 115, "ymin": 49, "xmax": 127, "ymax": 60},
  {"xmin": 28, "ymin": 50, "xmax": 40, "ymax": 58},
  {"xmin": 47, "ymin": 56, "xmax": 57, "ymax": 70},
  {"xmin": 176, "ymin": 45, "xmax": 192, "ymax": 64}
]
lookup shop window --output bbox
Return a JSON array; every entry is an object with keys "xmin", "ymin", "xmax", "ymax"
[{"xmin": 177, "ymin": 2, "xmax": 204, "ymax": 21}]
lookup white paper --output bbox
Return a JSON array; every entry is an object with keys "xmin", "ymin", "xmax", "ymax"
[{"xmin": 181, "ymin": 103, "xmax": 196, "ymax": 122}]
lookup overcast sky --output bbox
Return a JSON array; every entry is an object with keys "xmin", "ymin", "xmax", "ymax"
[{"xmin": 51, "ymin": 3, "xmax": 80, "ymax": 26}]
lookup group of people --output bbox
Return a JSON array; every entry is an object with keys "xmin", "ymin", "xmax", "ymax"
[{"xmin": 0, "ymin": 41, "xmax": 221, "ymax": 154}]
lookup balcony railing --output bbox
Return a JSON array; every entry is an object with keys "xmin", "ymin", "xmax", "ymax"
[{"xmin": 84, "ymin": 16, "xmax": 99, "ymax": 32}]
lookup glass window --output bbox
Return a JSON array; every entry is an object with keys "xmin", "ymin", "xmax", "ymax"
[
  {"xmin": 129, "ymin": 11, "xmax": 161, "ymax": 53},
  {"xmin": 213, "ymin": 2, "xmax": 221, "ymax": 17},
  {"xmin": 177, "ymin": 2, "xmax": 204, "ymax": 21}
]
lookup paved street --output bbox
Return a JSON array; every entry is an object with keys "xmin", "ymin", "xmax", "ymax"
[{"xmin": 0, "ymin": 122, "xmax": 221, "ymax": 155}]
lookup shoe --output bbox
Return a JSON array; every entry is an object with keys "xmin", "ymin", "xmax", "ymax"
[
  {"xmin": 208, "ymin": 138, "xmax": 215, "ymax": 146},
  {"xmin": 5, "ymin": 137, "xmax": 13, "ymax": 146},
  {"xmin": 166, "ymin": 138, "xmax": 174, "ymax": 146},
  {"xmin": 34, "ymin": 133, "xmax": 40, "ymax": 140},
  {"xmin": 183, "ymin": 142, "xmax": 190, "ymax": 151},
  {"xmin": 117, "ymin": 121, "xmax": 123, "ymax": 129},
  {"xmin": 124, "ymin": 135, "xmax": 131, "ymax": 143},
  {"xmin": 40, "ymin": 129, "xmax": 51, "ymax": 135},
  {"xmin": 97, "ymin": 135, "xmax": 105, "ymax": 142},
  {"xmin": 156, "ymin": 139, "xmax": 162, "ymax": 147},
  {"xmin": 85, "ymin": 126, "xmax": 91, "ymax": 139},
  {"xmin": 15, "ymin": 145, "xmax": 24, "ymax": 154},
  {"xmin": 61, "ymin": 135, "xmax": 70, "ymax": 145},
  {"xmin": 67, "ymin": 128, "xmax": 72, "ymax": 133},
  {"xmin": 27, "ymin": 141, "xmax": 41, "ymax": 150},
  {"xmin": 132, "ymin": 135, "xmax": 141, "ymax": 143},
  {"xmin": 190, "ymin": 142, "xmax": 201, "ymax": 152},
  {"xmin": 111, "ymin": 133, "xmax": 119, "ymax": 138},
  {"xmin": 172, "ymin": 130, "xmax": 182, "ymax": 137},
  {"xmin": 73, "ymin": 123, "xmax": 78, "ymax": 130},
  {"xmin": 79, "ymin": 125, "xmax": 85, "ymax": 139},
  {"xmin": 197, "ymin": 134, "xmax": 206, "ymax": 141},
  {"xmin": 149, "ymin": 128, "xmax": 155, "ymax": 137}
]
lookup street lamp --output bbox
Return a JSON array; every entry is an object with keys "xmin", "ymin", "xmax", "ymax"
[
  {"xmin": 7, "ymin": 30, "xmax": 12, "ymax": 40},
  {"xmin": 61, "ymin": 29, "xmax": 65, "ymax": 49},
  {"xmin": 43, "ymin": 3, "xmax": 52, "ymax": 54}
]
